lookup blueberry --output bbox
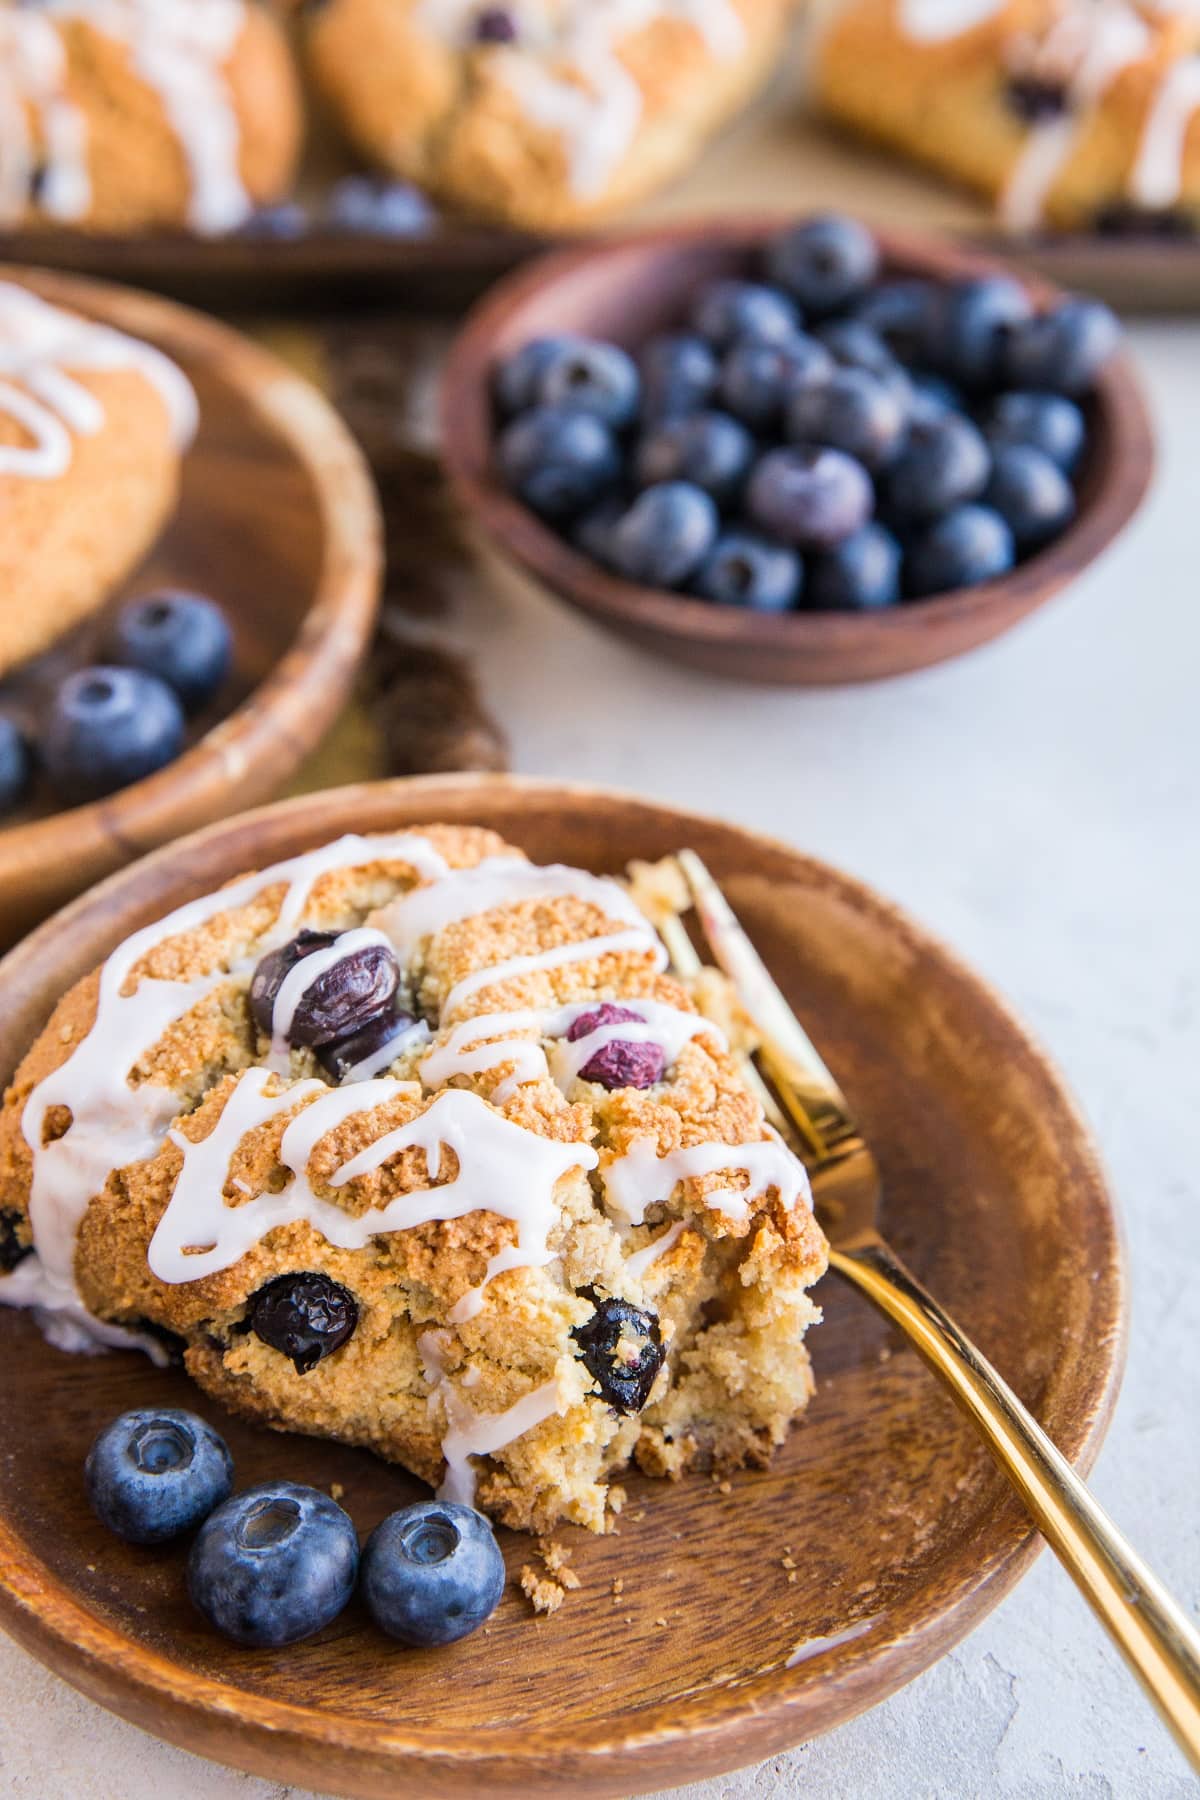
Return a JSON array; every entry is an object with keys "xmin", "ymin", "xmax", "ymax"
[
  {"xmin": 567, "ymin": 1002, "xmax": 665, "ymax": 1088},
  {"xmin": 909, "ymin": 370, "xmax": 965, "ymax": 417},
  {"xmin": 238, "ymin": 201, "xmax": 308, "ymax": 240},
  {"xmin": 879, "ymin": 412, "xmax": 990, "ymax": 524},
  {"xmin": 41, "ymin": 666, "xmax": 185, "ymax": 804},
  {"xmin": 326, "ymin": 175, "xmax": 436, "ymax": 236},
  {"xmin": 904, "ymin": 504, "xmax": 1015, "ymax": 598},
  {"xmin": 248, "ymin": 1271, "xmax": 359, "ymax": 1373},
  {"xmin": 936, "ymin": 276, "xmax": 1032, "ymax": 388},
  {"xmin": 691, "ymin": 530, "xmax": 803, "ymax": 611},
  {"xmin": 634, "ymin": 410, "xmax": 754, "ymax": 506},
  {"xmin": 496, "ymin": 405, "xmax": 620, "ymax": 519},
  {"xmin": 317, "ymin": 1008, "xmax": 420, "ymax": 1082},
  {"xmin": 492, "ymin": 338, "xmax": 559, "ymax": 416},
  {"xmin": 807, "ymin": 523, "xmax": 902, "ymax": 611},
  {"xmin": 785, "ymin": 367, "xmax": 907, "ymax": 470},
  {"xmin": 531, "ymin": 335, "xmax": 641, "ymax": 429},
  {"xmin": 0, "ymin": 1208, "xmax": 30, "ymax": 1273},
  {"xmin": 983, "ymin": 444, "xmax": 1076, "ymax": 551},
  {"xmin": 251, "ymin": 931, "xmax": 400, "ymax": 1048},
  {"xmin": 0, "ymin": 715, "xmax": 33, "ymax": 815},
  {"xmin": 690, "ymin": 279, "xmax": 800, "ymax": 349},
  {"xmin": 571, "ymin": 495, "xmax": 627, "ymax": 569},
  {"xmin": 188, "ymin": 1482, "xmax": 358, "ymax": 1648},
  {"xmin": 639, "ymin": 332, "xmax": 719, "ymax": 421},
  {"xmin": 1001, "ymin": 298, "xmax": 1121, "ymax": 394},
  {"xmin": 572, "ymin": 1293, "xmax": 665, "ymax": 1413},
  {"xmin": 85, "ymin": 1409, "xmax": 233, "ymax": 1545},
  {"xmin": 851, "ymin": 279, "xmax": 940, "ymax": 363},
  {"xmin": 472, "ymin": 6, "xmax": 518, "ymax": 39},
  {"xmin": 766, "ymin": 214, "xmax": 880, "ymax": 316},
  {"xmin": 979, "ymin": 390, "xmax": 1086, "ymax": 472},
  {"xmin": 108, "ymin": 590, "xmax": 232, "ymax": 714},
  {"xmin": 814, "ymin": 319, "xmax": 914, "ymax": 410},
  {"xmin": 248, "ymin": 928, "xmax": 339, "ymax": 1033},
  {"xmin": 360, "ymin": 1501, "xmax": 505, "ymax": 1648},
  {"xmin": 611, "ymin": 482, "xmax": 719, "ymax": 587},
  {"xmin": 718, "ymin": 334, "xmax": 833, "ymax": 431},
  {"xmin": 746, "ymin": 445, "xmax": 874, "ymax": 551}
]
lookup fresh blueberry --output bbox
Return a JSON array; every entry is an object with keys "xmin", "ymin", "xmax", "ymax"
[
  {"xmin": 813, "ymin": 319, "xmax": 914, "ymax": 409},
  {"xmin": 904, "ymin": 503, "xmax": 1015, "ymax": 598},
  {"xmin": 85, "ymin": 1409, "xmax": 233, "ymax": 1546},
  {"xmin": 531, "ymin": 335, "xmax": 641, "ymax": 429},
  {"xmin": 571, "ymin": 495, "xmax": 627, "ymax": 568},
  {"xmin": 718, "ymin": 334, "xmax": 833, "ymax": 430},
  {"xmin": 638, "ymin": 332, "xmax": 718, "ymax": 421},
  {"xmin": 785, "ymin": 367, "xmax": 907, "ymax": 469},
  {"xmin": 690, "ymin": 279, "xmax": 800, "ymax": 349},
  {"xmin": 983, "ymin": 444, "xmax": 1076, "ymax": 550},
  {"xmin": 41, "ymin": 666, "xmax": 185, "ymax": 804},
  {"xmin": 978, "ymin": 390, "xmax": 1087, "ymax": 473},
  {"xmin": 0, "ymin": 715, "xmax": 33, "ymax": 815},
  {"xmin": 567, "ymin": 1002, "xmax": 665, "ymax": 1088},
  {"xmin": 248, "ymin": 1272, "xmax": 360, "ymax": 1373},
  {"xmin": 238, "ymin": 201, "xmax": 308, "ymax": 240},
  {"xmin": 746, "ymin": 445, "xmax": 874, "ymax": 551},
  {"xmin": 573, "ymin": 1293, "xmax": 665, "ymax": 1412},
  {"xmin": 611, "ymin": 482, "xmax": 719, "ymax": 587},
  {"xmin": 634, "ymin": 410, "xmax": 754, "ymax": 506},
  {"xmin": 807, "ymin": 523, "xmax": 902, "ymax": 611},
  {"xmin": 108, "ymin": 590, "xmax": 232, "ymax": 714},
  {"xmin": 326, "ymin": 175, "xmax": 436, "ymax": 236},
  {"xmin": 909, "ymin": 370, "xmax": 965, "ymax": 417},
  {"xmin": 766, "ymin": 214, "xmax": 880, "ymax": 316},
  {"xmin": 691, "ymin": 530, "xmax": 803, "ymax": 611},
  {"xmin": 496, "ymin": 405, "xmax": 620, "ymax": 519},
  {"xmin": 938, "ymin": 276, "xmax": 1033, "ymax": 388},
  {"xmin": 188, "ymin": 1482, "xmax": 359, "ymax": 1648},
  {"xmin": 1000, "ymin": 298, "xmax": 1121, "ymax": 394},
  {"xmin": 851, "ymin": 278, "xmax": 940, "ymax": 363},
  {"xmin": 360, "ymin": 1501, "xmax": 505, "ymax": 1648},
  {"xmin": 879, "ymin": 411, "xmax": 991, "ymax": 524},
  {"xmin": 472, "ymin": 5, "xmax": 518, "ymax": 39},
  {"xmin": 492, "ymin": 338, "xmax": 559, "ymax": 415}
]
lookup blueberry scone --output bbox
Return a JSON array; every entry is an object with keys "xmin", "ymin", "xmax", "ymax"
[
  {"xmin": 814, "ymin": 0, "xmax": 1200, "ymax": 233},
  {"xmin": 298, "ymin": 0, "xmax": 799, "ymax": 231},
  {"xmin": 0, "ymin": 280, "xmax": 197, "ymax": 676},
  {"xmin": 0, "ymin": 0, "xmax": 302, "ymax": 235},
  {"xmin": 0, "ymin": 827, "xmax": 828, "ymax": 1534}
]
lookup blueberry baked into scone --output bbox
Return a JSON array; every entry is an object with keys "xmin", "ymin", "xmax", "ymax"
[
  {"xmin": 0, "ymin": 0, "xmax": 302, "ymax": 235},
  {"xmin": 298, "ymin": 0, "xmax": 800, "ymax": 230},
  {"xmin": 814, "ymin": 0, "xmax": 1200, "ymax": 233},
  {"xmin": 0, "ymin": 829, "xmax": 828, "ymax": 1534},
  {"xmin": 0, "ymin": 279, "xmax": 197, "ymax": 676}
]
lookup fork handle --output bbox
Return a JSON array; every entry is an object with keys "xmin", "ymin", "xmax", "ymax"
[{"xmin": 831, "ymin": 1238, "xmax": 1200, "ymax": 1774}]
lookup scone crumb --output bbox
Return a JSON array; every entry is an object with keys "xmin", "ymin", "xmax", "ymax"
[
  {"xmin": 520, "ymin": 1566, "xmax": 565, "ymax": 1615},
  {"xmin": 330, "ymin": 1482, "xmax": 345, "ymax": 1502},
  {"xmin": 719, "ymin": 1480, "xmax": 733, "ymax": 1495},
  {"xmin": 611, "ymin": 1577, "xmax": 625, "ymax": 1600},
  {"xmin": 536, "ymin": 1538, "xmax": 581, "ymax": 1590},
  {"xmin": 781, "ymin": 1554, "xmax": 797, "ymax": 1571},
  {"xmin": 655, "ymin": 1616, "xmax": 670, "ymax": 1628}
]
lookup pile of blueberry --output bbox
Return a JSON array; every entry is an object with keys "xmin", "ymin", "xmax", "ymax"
[
  {"xmin": 242, "ymin": 176, "xmax": 438, "ymax": 242},
  {"xmin": 0, "ymin": 589, "xmax": 232, "ymax": 820},
  {"xmin": 493, "ymin": 214, "xmax": 1121, "ymax": 615},
  {"xmin": 85, "ymin": 1407, "xmax": 506, "ymax": 1650}
]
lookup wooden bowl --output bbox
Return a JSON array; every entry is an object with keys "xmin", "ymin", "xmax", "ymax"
[
  {"xmin": 0, "ymin": 775, "xmax": 1125, "ymax": 1797},
  {"xmin": 441, "ymin": 221, "xmax": 1155, "ymax": 685},
  {"xmin": 0, "ymin": 267, "xmax": 382, "ymax": 948}
]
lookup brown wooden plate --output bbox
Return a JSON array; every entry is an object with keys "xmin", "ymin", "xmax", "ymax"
[
  {"xmin": 0, "ymin": 775, "xmax": 1126, "ymax": 1797},
  {"xmin": 0, "ymin": 268, "xmax": 382, "ymax": 948}
]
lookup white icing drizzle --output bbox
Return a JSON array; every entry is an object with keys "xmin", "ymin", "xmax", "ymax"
[
  {"xmin": 265, "ymin": 927, "xmax": 396, "ymax": 1074},
  {"xmin": 1130, "ymin": 54, "xmax": 1200, "ymax": 207},
  {"xmin": 623, "ymin": 1217, "xmax": 686, "ymax": 1281},
  {"xmin": 0, "ymin": 280, "xmax": 198, "ymax": 480},
  {"xmin": 419, "ymin": 1329, "xmax": 565, "ymax": 1508},
  {"xmin": 603, "ymin": 1134, "xmax": 812, "ymax": 1227},
  {"xmin": 895, "ymin": 0, "xmax": 1005, "ymax": 40},
  {"xmin": 442, "ymin": 928, "xmax": 667, "ymax": 1022},
  {"xmin": 375, "ymin": 855, "xmax": 653, "ymax": 956}
]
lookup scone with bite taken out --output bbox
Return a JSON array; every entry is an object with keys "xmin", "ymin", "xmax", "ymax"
[{"xmin": 0, "ymin": 826, "xmax": 828, "ymax": 1535}]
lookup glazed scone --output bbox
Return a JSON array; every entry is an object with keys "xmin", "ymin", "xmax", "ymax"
[
  {"xmin": 299, "ymin": 0, "xmax": 798, "ymax": 231},
  {"xmin": 0, "ymin": 280, "xmax": 197, "ymax": 676},
  {"xmin": 0, "ymin": 826, "xmax": 828, "ymax": 1535},
  {"xmin": 814, "ymin": 0, "xmax": 1200, "ymax": 232},
  {"xmin": 0, "ymin": 1, "xmax": 302, "ymax": 235}
]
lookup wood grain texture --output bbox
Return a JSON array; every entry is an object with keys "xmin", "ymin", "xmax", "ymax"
[
  {"xmin": 0, "ymin": 775, "xmax": 1126, "ymax": 1798},
  {"xmin": 441, "ymin": 220, "xmax": 1155, "ymax": 686},
  {"xmin": 0, "ymin": 267, "xmax": 382, "ymax": 948}
]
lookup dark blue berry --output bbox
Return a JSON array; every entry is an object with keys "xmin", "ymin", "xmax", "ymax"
[
  {"xmin": 746, "ymin": 445, "xmax": 874, "ymax": 551},
  {"xmin": 638, "ymin": 332, "xmax": 718, "ymax": 421},
  {"xmin": 250, "ymin": 929, "xmax": 400, "ymax": 1047},
  {"xmin": 785, "ymin": 367, "xmax": 907, "ymax": 470},
  {"xmin": 317, "ymin": 1008, "xmax": 420, "ymax": 1083},
  {"xmin": 108, "ymin": 591, "xmax": 232, "ymax": 714},
  {"xmin": 904, "ymin": 504, "xmax": 1015, "ymax": 598},
  {"xmin": 472, "ymin": 6, "xmax": 517, "ymax": 39},
  {"xmin": 718, "ymin": 334, "xmax": 833, "ymax": 431},
  {"xmin": 567, "ymin": 1002, "xmax": 666, "ymax": 1088},
  {"xmin": 909, "ymin": 370, "xmax": 964, "ymax": 417},
  {"xmin": 238, "ymin": 202, "xmax": 308, "ymax": 240},
  {"xmin": 690, "ymin": 279, "xmax": 800, "ymax": 349},
  {"xmin": 360, "ymin": 1502, "xmax": 505, "ymax": 1648},
  {"xmin": 41, "ymin": 666, "xmax": 185, "ymax": 803},
  {"xmin": 979, "ymin": 390, "xmax": 1086, "ymax": 472},
  {"xmin": 634, "ymin": 410, "xmax": 754, "ymax": 506},
  {"xmin": 851, "ymin": 279, "xmax": 940, "ymax": 363},
  {"xmin": 691, "ymin": 531, "xmax": 803, "ymax": 611},
  {"xmin": 532, "ymin": 336, "xmax": 641, "ymax": 429},
  {"xmin": 766, "ymin": 214, "xmax": 880, "ymax": 316},
  {"xmin": 85, "ymin": 1409, "xmax": 233, "ymax": 1545},
  {"xmin": 814, "ymin": 319, "xmax": 914, "ymax": 409},
  {"xmin": 573, "ymin": 1293, "xmax": 664, "ymax": 1412},
  {"xmin": 249, "ymin": 1272, "xmax": 360, "ymax": 1373},
  {"xmin": 497, "ymin": 405, "xmax": 620, "ymax": 519},
  {"xmin": 326, "ymin": 175, "xmax": 436, "ymax": 236},
  {"xmin": 0, "ymin": 715, "xmax": 33, "ymax": 815},
  {"xmin": 983, "ymin": 444, "xmax": 1076, "ymax": 550},
  {"xmin": 1001, "ymin": 299, "xmax": 1121, "ymax": 395},
  {"xmin": 611, "ymin": 482, "xmax": 719, "ymax": 587},
  {"xmin": 493, "ymin": 338, "xmax": 559, "ymax": 415},
  {"xmin": 188, "ymin": 1483, "xmax": 359, "ymax": 1648},
  {"xmin": 807, "ymin": 523, "xmax": 902, "ymax": 611},
  {"xmin": 571, "ymin": 495, "xmax": 627, "ymax": 568},
  {"xmin": 939, "ymin": 276, "xmax": 1033, "ymax": 387},
  {"xmin": 879, "ymin": 411, "xmax": 990, "ymax": 524}
]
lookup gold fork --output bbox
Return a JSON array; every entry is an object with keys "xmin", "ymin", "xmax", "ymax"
[{"xmin": 655, "ymin": 848, "xmax": 1200, "ymax": 1775}]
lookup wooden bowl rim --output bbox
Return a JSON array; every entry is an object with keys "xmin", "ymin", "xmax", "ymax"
[
  {"xmin": 440, "ymin": 219, "xmax": 1154, "ymax": 670},
  {"xmin": 0, "ymin": 263, "xmax": 382, "ymax": 878},
  {"xmin": 0, "ymin": 773, "xmax": 1127, "ymax": 1789}
]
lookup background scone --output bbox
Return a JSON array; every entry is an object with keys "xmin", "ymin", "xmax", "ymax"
[
  {"xmin": 0, "ymin": 826, "xmax": 828, "ymax": 1535},
  {"xmin": 300, "ymin": 0, "xmax": 799, "ymax": 231},
  {"xmin": 814, "ymin": 0, "xmax": 1200, "ymax": 233},
  {"xmin": 0, "ymin": 1, "xmax": 302, "ymax": 236},
  {"xmin": 0, "ymin": 280, "xmax": 197, "ymax": 676}
]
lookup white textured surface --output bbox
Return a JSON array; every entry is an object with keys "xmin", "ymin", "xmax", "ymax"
[{"xmin": 2, "ymin": 324, "xmax": 1199, "ymax": 1799}]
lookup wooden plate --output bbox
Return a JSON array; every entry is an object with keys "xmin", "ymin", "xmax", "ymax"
[
  {"xmin": 0, "ymin": 268, "xmax": 382, "ymax": 948},
  {"xmin": 0, "ymin": 775, "xmax": 1126, "ymax": 1797}
]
